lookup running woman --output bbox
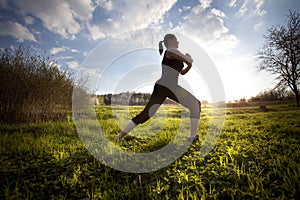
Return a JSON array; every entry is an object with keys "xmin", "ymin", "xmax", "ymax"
[{"xmin": 115, "ymin": 34, "xmax": 201, "ymax": 141}]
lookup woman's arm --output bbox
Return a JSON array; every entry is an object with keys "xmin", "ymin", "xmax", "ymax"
[
  {"xmin": 167, "ymin": 49, "xmax": 193, "ymax": 66},
  {"xmin": 166, "ymin": 49, "xmax": 193, "ymax": 75}
]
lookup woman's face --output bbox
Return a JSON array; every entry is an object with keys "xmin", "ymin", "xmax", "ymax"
[{"xmin": 167, "ymin": 37, "xmax": 179, "ymax": 49}]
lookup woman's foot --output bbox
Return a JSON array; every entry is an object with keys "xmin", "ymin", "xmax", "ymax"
[
  {"xmin": 188, "ymin": 134, "xmax": 199, "ymax": 142},
  {"xmin": 114, "ymin": 131, "xmax": 127, "ymax": 141}
]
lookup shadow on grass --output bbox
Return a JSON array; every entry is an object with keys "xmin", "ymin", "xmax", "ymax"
[{"xmin": 0, "ymin": 125, "xmax": 182, "ymax": 199}]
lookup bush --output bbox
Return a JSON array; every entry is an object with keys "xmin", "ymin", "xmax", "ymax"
[{"xmin": 0, "ymin": 45, "xmax": 74, "ymax": 124}]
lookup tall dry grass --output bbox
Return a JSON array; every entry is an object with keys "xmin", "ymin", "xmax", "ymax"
[{"xmin": 0, "ymin": 45, "xmax": 75, "ymax": 124}]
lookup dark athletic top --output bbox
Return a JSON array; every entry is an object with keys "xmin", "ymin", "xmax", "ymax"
[
  {"xmin": 156, "ymin": 51, "xmax": 184, "ymax": 86},
  {"xmin": 162, "ymin": 51, "xmax": 184, "ymax": 72}
]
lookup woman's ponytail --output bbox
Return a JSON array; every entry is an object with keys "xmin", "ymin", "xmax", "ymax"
[
  {"xmin": 159, "ymin": 34, "xmax": 175, "ymax": 55},
  {"xmin": 159, "ymin": 41, "xmax": 164, "ymax": 55}
]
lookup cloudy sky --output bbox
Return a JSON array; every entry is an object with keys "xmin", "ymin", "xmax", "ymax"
[{"xmin": 0, "ymin": 0, "xmax": 299, "ymax": 102}]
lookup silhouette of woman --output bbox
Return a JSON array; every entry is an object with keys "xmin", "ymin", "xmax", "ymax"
[{"xmin": 115, "ymin": 34, "xmax": 201, "ymax": 141}]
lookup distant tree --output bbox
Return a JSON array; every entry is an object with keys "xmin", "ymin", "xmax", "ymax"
[
  {"xmin": 257, "ymin": 10, "xmax": 300, "ymax": 106},
  {"xmin": 249, "ymin": 88, "xmax": 285, "ymax": 103},
  {"xmin": 201, "ymin": 100, "xmax": 209, "ymax": 107},
  {"xmin": 104, "ymin": 94, "xmax": 112, "ymax": 105}
]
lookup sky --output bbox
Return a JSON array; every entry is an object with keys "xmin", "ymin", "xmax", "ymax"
[{"xmin": 0, "ymin": 0, "xmax": 299, "ymax": 102}]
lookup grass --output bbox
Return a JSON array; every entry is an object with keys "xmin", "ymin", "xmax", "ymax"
[{"xmin": 0, "ymin": 105, "xmax": 300, "ymax": 199}]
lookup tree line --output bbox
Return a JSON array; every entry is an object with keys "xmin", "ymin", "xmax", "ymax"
[
  {"xmin": 99, "ymin": 87, "xmax": 298, "ymax": 107},
  {"xmin": 100, "ymin": 92, "xmax": 176, "ymax": 105},
  {"xmin": 226, "ymin": 88, "xmax": 297, "ymax": 107}
]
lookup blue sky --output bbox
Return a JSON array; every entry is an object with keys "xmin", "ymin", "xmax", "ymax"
[{"xmin": 0, "ymin": 0, "xmax": 299, "ymax": 102}]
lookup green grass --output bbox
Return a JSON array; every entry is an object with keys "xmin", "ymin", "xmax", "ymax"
[{"xmin": 1, "ymin": 105, "xmax": 300, "ymax": 199}]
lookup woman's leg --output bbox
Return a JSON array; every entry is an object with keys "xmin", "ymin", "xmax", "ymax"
[
  {"xmin": 115, "ymin": 119, "xmax": 137, "ymax": 140},
  {"xmin": 115, "ymin": 84, "xmax": 167, "ymax": 139},
  {"xmin": 166, "ymin": 85, "xmax": 201, "ymax": 137},
  {"xmin": 131, "ymin": 84, "xmax": 167, "ymax": 125}
]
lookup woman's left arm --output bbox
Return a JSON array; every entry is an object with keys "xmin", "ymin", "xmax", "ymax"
[{"xmin": 180, "ymin": 64, "xmax": 192, "ymax": 75}]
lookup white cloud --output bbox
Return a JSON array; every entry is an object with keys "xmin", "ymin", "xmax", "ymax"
[
  {"xmin": 83, "ymin": 52, "xmax": 88, "ymax": 57},
  {"xmin": 50, "ymin": 46, "xmax": 68, "ymax": 55},
  {"xmin": 4, "ymin": 0, "xmax": 91, "ymax": 39},
  {"xmin": 87, "ymin": 24, "xmax": 106, "ymax": 41},
  {"xmin": 120, "ymin": 0, "xmax": 177, "ymax": 29},
  {"xmin": 50, "ymin": 46, "xmax": 79, "ymax": 55},
  {"xmin": 66, "ymin": 60, "xmax": 80, "ymax": 69},
  {"xmin": 3, "ymin": 0, "xmax": 176, "ymax": 41},
  {"xmin": 57, "ymin": 55, "xmax": 73, "ymax": 60},
  {"xmin": 0, "ymin": 21, "xmax": 37, "ymax": 42},
  {"xmin": 24, "ymin": 16, "xmax": 34, "ymax": 24},
  {"xmin": 177, "ymin": 4, "xmax": 238, "ymax": 55},
  {"xmin": 183, "ymin": 6, "xmax": 191, "ymax": 11},
  {"xmin": 211, "ymin": 8, "xmax": 226, "ymax": 18},
  {"xmin": 236, "ymin": 0, "xmax": 267, "ymax": 17},
  {"xmin": 88, "ymin": 0, "xmax": 177, "ymax": 40},
  {"xmin": 70, "ymin": 48, "xmax": 79, "ymax": 53},
  {"xmin": 228, "ymin": 0, "xmax": 237, "ymax": 7},
  {"xmin": 254, "ymin": 0, "xmax": 267, "ymax": 17},
  {"xmin": 236, "ymin": 0, "xmax": 248, "ymax": 16},
  {"xmin": 254, "ymin": 21, "xmax": 263, "ymax": 30},
  {"xmin": 67, "ymin": 0, "xmax": 95, "ymax": 21},
  {"xmin": 96, "ymin": 0, "xmax": 113, "ymax": 11},
  {"xmin": 199, "ymin": 0, "xmax": 212, "ymax": 10}
]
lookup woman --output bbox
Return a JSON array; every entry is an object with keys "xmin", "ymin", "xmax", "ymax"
[{"xmin": 115, "ymin": 34, "xmax": 201, "ymax": 141}]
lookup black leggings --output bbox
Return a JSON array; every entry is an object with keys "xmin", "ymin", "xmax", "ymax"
[{"xmin": 132, "ymin": 84, "xmax": 201, "ymax": 125}]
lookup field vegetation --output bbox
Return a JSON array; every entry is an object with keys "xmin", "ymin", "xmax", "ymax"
[{"xmin": 1, "ymin": 105, "xmax": 299, "ymax": 199}]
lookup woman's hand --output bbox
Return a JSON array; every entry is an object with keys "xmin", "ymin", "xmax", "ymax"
[
  {"xmin": 185, "ymin": 53, "xmax": 193, "ymax": 64},
  {"xmin": 167, "ymin": 49, "xmax": 193, "ymax": 67}
]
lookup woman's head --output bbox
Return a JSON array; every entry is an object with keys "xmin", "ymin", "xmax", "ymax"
[{"xmin": 159, "ymin": 34, "xmax": 179, "ymax": 55}]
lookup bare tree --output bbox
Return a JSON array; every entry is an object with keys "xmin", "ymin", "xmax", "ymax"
[{"xmin": 257, "ymin": 10, "xmax": 300, "ymax": 106}]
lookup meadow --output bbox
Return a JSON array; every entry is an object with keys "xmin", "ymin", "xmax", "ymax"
[{"xmin": 0, "ymin": 104, "xmax": 300, "ymax": 199}]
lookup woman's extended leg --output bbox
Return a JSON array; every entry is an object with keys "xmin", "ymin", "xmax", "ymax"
[{"xmin": 115, "ymin": 84, "xmax": 167, "ymax": 140}]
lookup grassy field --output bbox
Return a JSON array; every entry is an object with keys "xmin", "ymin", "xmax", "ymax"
[{"xmin": 1, "ymin": 105, "xmax": 300, "ymax": 199}]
